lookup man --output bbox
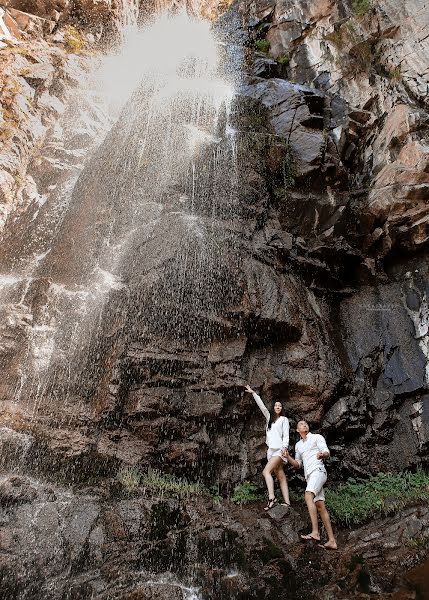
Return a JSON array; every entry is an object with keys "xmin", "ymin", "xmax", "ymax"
[{"xmin": 283, "ymin": 420, "xmax": 337, "ymax": 550}]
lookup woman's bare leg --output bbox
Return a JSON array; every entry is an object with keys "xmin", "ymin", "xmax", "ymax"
[
  {"xmin": 262, "ymin": 456, "xmax": 283, "ymax": 498},
  {"xmin": 275, "ymin": 465, "xmax": 290, "ymax": 505}
]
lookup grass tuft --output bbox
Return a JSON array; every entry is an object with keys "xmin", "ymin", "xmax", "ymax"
[
  {"xmin": 386, "ymin": 66, "xmax": 402, "ymax": 81},
  {"xmin": 141, "ymin": 468, "xmax": 207, "ymax": 499},
  {"xmin": 325, "ymin": 470, "xmax": 429, "ymax": 526},
  {"xmin": 277, "ymin": 55, "xmax": 290, "ymax": 66},
  {"xmin": 116, "ymin": 465, "xmax": 142, "ymax": 494},
  {"xmin": 63, "ymin": 25, "xmax": 86, "ymax": 53},
  {"xmin": 351, "ymin": 0, "xmax": 372, "ymax": 16},
  {"xmin": 231, "ymin": 481, "xmax": 262, "ymax": 505},
  {"xmin": 255, "ymin": 39, "xmax": 270, "ymax": 53}
]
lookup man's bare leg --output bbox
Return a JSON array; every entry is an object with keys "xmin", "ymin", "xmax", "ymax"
[
  {"xmin": 301, "ymin": 491, "xmax": 320, "ymax": 540},
  {"xmin": 275, "ymin": 466, "xmax": 290, "ymax": 505},
  {"xmin": 316, "ymin": 501, "xmax": 337, "ymax": 549},
  {"xmin": 262, "ymin": 456, "xmax": 283, "ymax": 500}
]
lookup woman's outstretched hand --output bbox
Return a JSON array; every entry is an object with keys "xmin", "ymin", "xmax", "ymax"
[{"xmin": 244, "ymin": 384, "xmax": 254, "ymax": 394}]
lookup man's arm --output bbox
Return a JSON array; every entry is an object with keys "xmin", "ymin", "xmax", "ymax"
[
  {"xmin": 316, "ymin": 434, "xmax": 330, "ymax": 460},
  {"xmin": 283, "ymin": 444, "xmax": 302, "ymax": 470}
]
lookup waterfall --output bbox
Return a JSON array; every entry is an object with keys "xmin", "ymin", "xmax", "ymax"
[{"xmin": 0, "ymin": 6, "xmax": 242, "ymax": 429}]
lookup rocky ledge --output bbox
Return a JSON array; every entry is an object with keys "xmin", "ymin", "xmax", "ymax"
[{"xmin": 0, "ymin": 473, "xmax": 428, "ymax": 599}]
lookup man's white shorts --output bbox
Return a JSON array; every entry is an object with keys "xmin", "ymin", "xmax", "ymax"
[{"xmin": 306, "ymin": 467, "xmax": 327, "ymax": 502}]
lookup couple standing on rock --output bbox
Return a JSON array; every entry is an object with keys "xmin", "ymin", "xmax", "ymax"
[{"xmin": 244, "ymin": 385, "xmax": 338, "ymax": 551}]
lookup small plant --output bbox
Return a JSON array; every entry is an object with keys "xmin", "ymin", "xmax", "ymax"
[
  {"xmin": 255, "ymin": 39, "xmax": 270, "ymax": 53},
  {"xmin": 406, "ymin": 533, "xmax": 429, "ymax": 549},
  {"xmin": 210, "ymin": 483, "xmax": 223, "ymax": 505},
  {"xmin": 14, "ymin": 47, "xmax": 30, "ymax": 57},
  {"xmin": 278, "ymin": 146, "xmax": 295, "ymax": 190},
  {"xmin": 286, "ymin": 488, "xmax": 302, "ymax": 503},
  {"xmin": 141, "ymin": 468, "xmax": 207, "ymax": 499},
  {"xmin": 351, "ymin": 0, "xmax": 372, "ymax": 16},
  {"xmin": 63, "ymin": 25, "xmax": 86, "ymax": 53},
  {"xmin": 324, "ymin": 28, "xmax": 347, "ymax": 49},
  {"xmin": 116, "ymin": 465, "xmax": 142, "ymax": 494},
  {"xmin": 326, "ymin": 469, "xmax": 429, "ymax": 526},
  {"xmin": 387, "ymin": 66, "xmax": 401, "ymax": 81},
  {"xmin": 277, "ymin": 55, "xmax": 289, "ymax": 66},
  {"xmin": 231, "ymin": 481, "xmax": 262, "ymax": 505}
]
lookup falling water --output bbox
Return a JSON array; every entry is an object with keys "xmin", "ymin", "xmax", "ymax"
[
  {"xmin": 0, "ymin": 5, "xmax": 242, "ymax": 436},
  {"xmin": 0, "ymin": 4, "xmax": 245, "ymax": 597}
]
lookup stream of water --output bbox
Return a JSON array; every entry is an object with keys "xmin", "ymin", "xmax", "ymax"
[
  {"xmin": 0, "ymin": 1, "xmax": 242, "ymax": 460},
  {"xmin": 0, "ymin": 4, "xmax": 242, "ymax": 597}
]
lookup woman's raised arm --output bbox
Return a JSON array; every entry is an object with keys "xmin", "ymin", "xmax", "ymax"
[{"xmin": 244, "ymin": 384, "xmax": 270, "ymax": 421}]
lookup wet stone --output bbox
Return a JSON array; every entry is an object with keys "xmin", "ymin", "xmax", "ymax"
[{"xmin": 267, "ymin": 503, "xmax": 290, "ymax": 520}]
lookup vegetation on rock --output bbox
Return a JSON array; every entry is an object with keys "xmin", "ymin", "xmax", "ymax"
[
  {"xmin": 116, "ymin": 465, "xmax": 142, "ymax": 493},
  {"xmin": 231, "ymin": 481, "xmax": 262, "ymax": 504},
  {"xmin": 141, "ymin": 468, "xmax": 208, "ymax": 499},
  {"xmin": 255, "ymin": 39, "xmax": 270, "ymax": 53},
  {"xmin": 277, "ymin": 55, "xmax": 289, "ymax": 66},
  {"xmin": 63, "ymin": 25, "xmax": 86, "ymax": 53},
  {"xmin": 325, "ymin": 470, "xmax": 429, "ymax": 526},
  {"xmin": 351, "ymin": 0, "xmax": 372, "ymax": 16}
]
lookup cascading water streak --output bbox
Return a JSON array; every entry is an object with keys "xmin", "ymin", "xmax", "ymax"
[{"xmin": 0, "ymin": 7, "xmax": 242, "ymax": 430}]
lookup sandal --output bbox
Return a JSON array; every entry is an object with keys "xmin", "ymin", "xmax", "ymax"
[{"xmin": 264, "ymin": 497, "xmax": 277, "ymax": 511}]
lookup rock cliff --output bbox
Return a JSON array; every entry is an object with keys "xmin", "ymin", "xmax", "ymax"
[{"xmin": 0, "ymin": 0, "xmax": 428, "ymax": 598}]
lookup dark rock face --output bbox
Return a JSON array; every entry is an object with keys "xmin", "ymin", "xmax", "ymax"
[
  {"xmin": 0, "ymin": 0, "xmax": 428, "ymax": 597},
  {"xmin": 0, "ymin": 0, "xmax": 428, "ymax": 485},
  {"xmin": 0, "ymin": 474, "xmax": 427, "ymax": 599}
]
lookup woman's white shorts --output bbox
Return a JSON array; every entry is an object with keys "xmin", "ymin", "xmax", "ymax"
[
  {"xmin": 306, "ymin": 467, "xmax": 327, "ymax": 502},
  {"xmin": 267, "ymin": 448, "xmax": 287, "ymax": 463}
]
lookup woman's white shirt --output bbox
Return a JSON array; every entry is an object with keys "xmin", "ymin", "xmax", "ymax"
[{"xmin": 252, "ymin": 392, "xmax": 289, "ymax": 449}]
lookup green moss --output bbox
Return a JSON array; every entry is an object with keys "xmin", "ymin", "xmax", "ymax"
[
  {"xmin": 277, "ymin": 55, "xmax": 289, "ymax": 66},
  {"xmin": 325, "ymin": 469, "xmax": 429, "ymax": 526},
  {"xmin": 351, "ymin": 0, "xmax": 372, "ymax": 16},
  {"xmin": 231, "ymin": 481, "xmax": 262, "ymax": 505},
  {"xmin": 255, "ymin": 39, "xmax": 270, "ymax": 53},
  {"xmin": 63, "ymin": 25, "xmax": 86, "ymax": 53}
]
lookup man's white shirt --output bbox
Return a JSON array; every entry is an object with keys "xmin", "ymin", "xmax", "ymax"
[{"xmin": 295, "ymin": 432, "xmax": 329, "ymax": 479}]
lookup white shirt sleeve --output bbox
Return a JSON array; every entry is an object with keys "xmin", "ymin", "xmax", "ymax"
[
  {"xmin": 282, "ymin": 417, "xmax": 289, "ymax": 448},
  {"xmin": 252, "ymin": 392, "xmax": 270, "ymax": 422},
  {"xmin": 294, "ymin": 442, "xmax": 303, "ymax": 468},
  {"xmin": 315, "ymin": 434, "xmax": 330, "ymax": 456}
]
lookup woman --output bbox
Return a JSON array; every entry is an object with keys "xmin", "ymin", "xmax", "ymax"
[{"xmin": 244, "ymin": 384, "xmax": 290, "ymax": 510}]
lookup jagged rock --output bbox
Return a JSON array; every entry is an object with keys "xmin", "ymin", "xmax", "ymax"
[
  {"xmin": 2, "ymin": 1, "xmax": 68, "ymax": 22},
  {"xmin": 0, "ymin": 0, "xmax": 428, "ymax": 596},
  {"xmin": 0, "ymin": 474, "xmax": 426, "ymax": 599}
]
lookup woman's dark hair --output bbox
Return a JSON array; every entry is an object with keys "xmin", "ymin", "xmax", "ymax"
[{"xmin": 267, "ymin": 403, "xmax": 285, "ymax": 429}]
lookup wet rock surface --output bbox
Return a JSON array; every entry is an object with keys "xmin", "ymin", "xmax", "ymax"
[
  {"xmin": 1, "ymin": 0, "xmax": 427, "ymax": 483},
  {"xmin": 0, "ymin": 474, "xmax": 427, "ymax": 599},
  {"xmin": 0, "ymin": 0, "xmax": 428, "ymax": 597}
]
